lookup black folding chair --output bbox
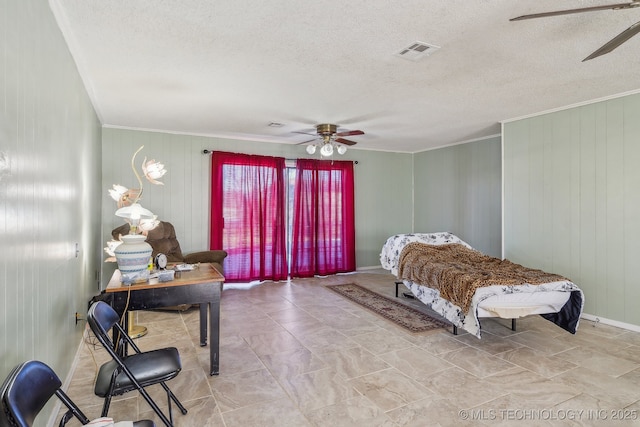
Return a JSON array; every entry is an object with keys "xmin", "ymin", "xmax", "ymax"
[
  {"xmin": 0, "ymin": 360, "xmax": 154, "ymax": 427},
  {"xmin": 86, "ymin": 301, "xmax": 187, "ymax": 427}
]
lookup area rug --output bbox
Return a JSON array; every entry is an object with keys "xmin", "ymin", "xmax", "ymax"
[{"xmin": 326, "ymin": 283, "xmax": 449, "ymax": 333}]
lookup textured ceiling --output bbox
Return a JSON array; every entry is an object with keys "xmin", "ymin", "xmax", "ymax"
[{"xmin": 50, "ymin": 0, "xmax": 640, "ymax": 153}]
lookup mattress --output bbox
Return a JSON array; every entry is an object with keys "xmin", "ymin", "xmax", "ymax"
[{"xmin": 476, "ymin": 289, "xmax": 570, "ymax": 318}]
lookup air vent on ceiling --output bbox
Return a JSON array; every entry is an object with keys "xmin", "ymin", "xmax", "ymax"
[{"xmin": 395, "ymin": 41, "xmax": 440, "ymax": 61}]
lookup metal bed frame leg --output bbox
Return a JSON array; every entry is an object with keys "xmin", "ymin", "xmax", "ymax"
[
  {"xmin": 453, "ymin": 319, "xmax": 515, "ymax": 337},
  {"xmin": 396, "ymin": 280, "xmax": 459, "ymax": 335}
]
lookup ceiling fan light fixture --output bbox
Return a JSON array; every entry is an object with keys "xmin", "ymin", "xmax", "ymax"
[
  {"xmin": 299, "ymin": 123, "xmax": 363, "ymax": 157},
  {"xmin": 320, "ymin": 143, "xmax": 334, "ymax": 157}
]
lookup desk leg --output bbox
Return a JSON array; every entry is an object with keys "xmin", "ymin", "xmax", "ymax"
[
  {"xmin": 199, "ymin": 304, "xmax": 207, "ymax": 347},
  {"xmin": 209, "ymin": 283, "xmax": 221, "ymax": 376}
]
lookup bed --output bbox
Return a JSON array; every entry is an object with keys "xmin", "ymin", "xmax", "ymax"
[{"xmin": 380, "ymin": 232, "xmax": 584, "ymax": 338}]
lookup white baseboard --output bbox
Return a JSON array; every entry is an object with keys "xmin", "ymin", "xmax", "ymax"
[
  {"xmin": 47, "ymin": 325, "xmax": 90, "ymax": 426},
  {"xmin": 581, "ymin": 312, "xmax": 640, "ymax": 333},
  {"xmin": 356, "ymin": 265, "xmax": 387, "ymax": 271}
]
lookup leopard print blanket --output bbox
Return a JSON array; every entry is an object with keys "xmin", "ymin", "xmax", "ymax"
[{"xmin": 397, "ymin": 243, "xmax": 567, "ymax": 313}]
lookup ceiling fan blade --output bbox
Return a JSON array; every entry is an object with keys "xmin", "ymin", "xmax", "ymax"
[
  {"xmin": 335, "ymin": 130, "xmax": 364, "ymax": 137},
  {"xmin": 510, "ymin": 2, "xmax": 636, "ymax": 21},
  {"xmin": 292, "ymin": 129, "xmax": 317, "ymax": 136},
  {"xmin": 335, "ymin": 138, "xmax": 358, "ymax": 146},
  {"xmin": 583, "ymin": 21, "xmax": 640, "ymax": 61},
  {"xmin": 296, "ymin": 137, "xmax": 319, "ymax": 145}
]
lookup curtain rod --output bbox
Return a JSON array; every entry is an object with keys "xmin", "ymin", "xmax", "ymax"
[{"xmin": 202, "ymin": 149, "xmax": 358, "ymax": 164}]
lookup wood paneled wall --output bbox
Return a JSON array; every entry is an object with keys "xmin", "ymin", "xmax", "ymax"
[
  {"xmin": 101, "ymin": 128, "xmax": 414, "ymax": 283},
  {"xmin": 413, "ymin": 137, "xmax": 502, "ymax": 257},
  {"xmin": 0, "ymin": 0, "xmax": 102, "ymax": 399},
  {"xmin": 503, "ymin": 92, "xmax": 640, "ymax": 325}
]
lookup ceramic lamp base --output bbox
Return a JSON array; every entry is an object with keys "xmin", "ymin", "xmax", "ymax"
[{"xmin": 114, "ymin": 234, "xmax": 153, "ymax": 277}]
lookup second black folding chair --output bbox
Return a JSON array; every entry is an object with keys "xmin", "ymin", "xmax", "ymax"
[{"xmin": 86, "ymin": 301, "xmax": 188, "ymax": 427}]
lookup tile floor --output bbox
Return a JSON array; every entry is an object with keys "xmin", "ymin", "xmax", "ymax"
[{"xmin": 61, "ymin": 270, "xmax": 640, "ymax": 426}]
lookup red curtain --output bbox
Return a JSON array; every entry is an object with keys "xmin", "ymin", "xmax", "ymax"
[
  {"xmin": 210, "ymin": 151, "xmax": 287, "ymax": 282},
  {"xmin": 291, "ymin": 159, "xmax": 356, "ymax": 277}
]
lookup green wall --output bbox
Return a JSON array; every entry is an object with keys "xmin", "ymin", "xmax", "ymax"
[
  {"xmin": 504, "ymin": 92, "xmax": 640, "ymax": 325},
  {"xmin": 0, "ymin": 0, "xmax": 102, "ymax": 418},
  {"xmin": 101, "ymin": 128, "xmax": 414, "ymax": 282},
  {"xmin": 413, "ymin": 137, "xmax": 502, "ymax": 257}
]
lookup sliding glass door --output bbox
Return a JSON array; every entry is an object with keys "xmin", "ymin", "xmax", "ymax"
[
  {"xmin": 210, "ymin": 151, "xmax": 288, "ymax": 282},
  {"xmin": 290, "ymin": 159, "xmax": 355, "ymax": 277},
  {"xmin": 210, "ymin": 152, "xmax": 355, "ymax": 282}
]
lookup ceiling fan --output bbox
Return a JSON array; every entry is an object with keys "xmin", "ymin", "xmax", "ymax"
[
  {"xmin": 297, "ymin": 123, "xmax": 364, "ymax": 157},
  {"xmin": 510, "ymin": 1, "xmax": 640, "ymax": 61}
]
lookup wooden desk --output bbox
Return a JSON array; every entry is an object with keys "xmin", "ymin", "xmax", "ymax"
[{"xmin": 104, "ymin": 264, "xmax": 224, "ymax": 375}]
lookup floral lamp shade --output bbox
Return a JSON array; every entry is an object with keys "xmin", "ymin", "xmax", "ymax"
[{"xmin": 115, "ymin": 203, "xmax": 155, "ymax": 234}]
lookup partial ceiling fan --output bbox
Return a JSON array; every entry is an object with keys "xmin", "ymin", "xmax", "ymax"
[
  {"xmin": 510, "ymin": 1, "xmax": 640, "ymax": 61},
  {"xmin": 297, "ymin": 123, "xmax": 364, "ymax": 157}
]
